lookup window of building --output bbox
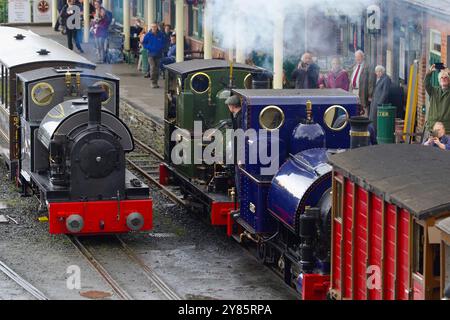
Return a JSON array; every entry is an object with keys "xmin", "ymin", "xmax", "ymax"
[
  {"xmin": 188, "ymin": 4, "xmax": 203, "ymax": 38},
  {"xmin": 430, "ymin": 30, "xmax": 442, "ymax": 55}
]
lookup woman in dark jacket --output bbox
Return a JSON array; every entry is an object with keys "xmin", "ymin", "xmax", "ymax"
[{"xmin": 60, "ymin": 0, "xmax": 84, "ymax": 53}]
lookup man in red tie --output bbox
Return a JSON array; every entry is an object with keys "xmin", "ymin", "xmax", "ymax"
[{"xmin": 350, "ymin": 50, "xmax": 376, "ymax": 116}]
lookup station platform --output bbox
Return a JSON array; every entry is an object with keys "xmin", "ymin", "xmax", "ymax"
[{"xmin": 19, "ymin": 26, "xmax": 165, "ymax": 120}]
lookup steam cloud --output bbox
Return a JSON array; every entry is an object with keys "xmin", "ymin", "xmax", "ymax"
[{"xmin": 209, "ymin": 0, "xmax": 374, "ymax": 61}]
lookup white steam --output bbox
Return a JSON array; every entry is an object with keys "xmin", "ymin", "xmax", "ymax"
[{"xmin": 209, "ymin": 0, "xmax": 374, "ymax": 60}]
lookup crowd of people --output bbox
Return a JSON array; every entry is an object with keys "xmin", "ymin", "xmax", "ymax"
[
  {"xmin": 55, "ymin": 0, "xmax": 112, "ymax": 63},
  {"xmin": 289, "ymin": 50, "xmax": 450, "ymax": 149}
]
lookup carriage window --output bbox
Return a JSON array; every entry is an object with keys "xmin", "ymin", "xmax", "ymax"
[
  {"xmin": 333, "ymin": 178, "xmax": 343, "ymax": 221},
  {"xmin": 259, "ymin": 105, "xmax": 285, "ymax": 131},
  {"xmin": 324, "ymin": 105, "xmax": 350, "ymax": 131},
  {"xmin": 413, "ymin": 222, "xmax": 424, "ymax": 276},
  {"xmin": 190, "ymin": 72, "xmax": 211, "ymax": 94}
]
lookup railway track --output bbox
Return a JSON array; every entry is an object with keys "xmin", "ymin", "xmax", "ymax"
[
  {"xmin": 0, "ymin": 260, "xmax": 49, "ymax": 300},
  {"xmin": 126, "ymin": 138, "xmax": 186, "ymax": 206},
  {"xmin": 68, "ymin": 235, "xmax": 181, "ymax": 300}
]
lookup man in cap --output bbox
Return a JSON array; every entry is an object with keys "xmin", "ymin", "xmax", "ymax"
[
  {"xmin": 225, "ymin": 95, "xmax": 242, "ymax": 199},
  {"xmin": 226, "ymin": 95, "xmax": 242, "ymax": 131}
]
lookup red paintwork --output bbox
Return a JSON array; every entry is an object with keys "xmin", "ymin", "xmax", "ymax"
[
  {"xmin": 210, "ymin": 201, "xmax": 238, "ymax": 233},
  {"xmin": 302, "ymin": 274, "xmax": 330, "ymax": 300},
  {"xmin": 159, "ymin": 163, "xmax": 169, "ymax": 186},
  {"xmin": 331, "ymin": 174, "xmax": 412, "ymax": 300},
  {"xmin": 48, "ymin": 199, "xmax": 152, "ymax": 235}
]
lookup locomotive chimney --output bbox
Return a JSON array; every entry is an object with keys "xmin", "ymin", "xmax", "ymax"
[
  {"xmin": 349, "ymin": 116, "xmax": 372, "ymax": 149},
  {"xmin": 87, "ymin": 86, "xmax": 104, "ymax": 127}
]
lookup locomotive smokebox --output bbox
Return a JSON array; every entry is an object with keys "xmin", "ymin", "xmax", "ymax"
[
  {"xmin": 349, "ymin": 116, "xmax": 372, "ymax": 149},
  {"xmin": 87, "ymin": 86, "xmax": 104, "ymax": 127}
]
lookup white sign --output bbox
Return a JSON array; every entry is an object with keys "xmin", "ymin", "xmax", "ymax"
[
  {"xmin": 399, "ymin": 38, "xmax": 406, "ymax": 80},
  {"xmin": 367, "ymin": 5, "xmax": 381, "ymax": 33},
  {"xmin": 33, "ymin": 0, "xmax": 52, "ymax": 23},
  {"xmin": 8, "ymin": 0, "xmax": 32, "ymax": 23}
]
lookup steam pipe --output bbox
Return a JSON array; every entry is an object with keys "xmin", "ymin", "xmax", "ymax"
[{"xmin": 88, "ymin": 86, "xmax": 104, "ymax": 127}]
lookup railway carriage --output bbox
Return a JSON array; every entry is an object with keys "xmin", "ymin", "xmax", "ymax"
[
  {"xmin": 0, "ymin": 26, "xmax": 96, "ymax": 180},
  {"xmin": 329, "ymin": 144, "xmax": 450, "ymax": 300}
]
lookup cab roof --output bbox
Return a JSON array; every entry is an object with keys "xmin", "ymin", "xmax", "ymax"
[
  {"xmin": 166, "ymin": 59, "xmax": 262, "ymax": 76},
  {"xmin": 0, "ymin": 27, "xmax": 95, "ymax": 69}
]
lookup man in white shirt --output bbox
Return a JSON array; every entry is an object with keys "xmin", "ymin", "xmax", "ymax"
[{"xmin": 350, "ymin": 50, "xmax": 376, "ymax": 116}]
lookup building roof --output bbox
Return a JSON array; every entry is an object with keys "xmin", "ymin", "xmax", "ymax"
[
  {"xmin": 329, "ymin": 144, "xmax": 450, "ymax": 220},
  {"xmin": 401, "ymin": 0, "xmax": 450, "ymax": 18},
  {"xmin": 0, "ymin": 26, "xmax": 95, "ymax": 69},
  {"xmin": 166, "ymin": 59, "xmax": 261, "ymax": 76}
]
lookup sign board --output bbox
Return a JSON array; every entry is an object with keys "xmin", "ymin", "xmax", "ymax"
[
  {"xmin": 8, "ymin": 0, "xmax": 32, "ymax": 23},
  {"xmin": 367, "ymin": 5, "xmax": 381, "ymax": 33},
  {"xmin": 33, "ymin": 0, "xmax": 52, "ymax": 23}
]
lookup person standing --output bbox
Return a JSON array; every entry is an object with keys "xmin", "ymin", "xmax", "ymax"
[
  {"xmin": 319, "ymin": 57, "xmax": 350, "ymax": 91},
  {"xmin": 225, "ymin": 95, "xmax": 243, "ymax": 198},
  {"xmin": 142, "ymin": 22, "xmax": 166, "ymax": 88},
  {"xmin": 291, "ymin": 52, "xmax": 320, "ymax": 89},
  {"xmin": 54, "ymin": 0, "xmax": 66, "ymax": 32},
  {"xmin": 91, "ymin": 1, "xmax": 110, "ymax": 63},
  {"xmin": 60, "ymin": 0, "xmax": 84, "ymax": 53},
  {"xmin": 350, "ymin": 50, "xmax": 376, "ymax": 116},
  {"xmin": 160, "ymin": 33, "xmax": 177, "ymax": 72},
  {"xmin": 369, "ymin": 65, "xmax": 391, "ymax": 134},
  {"xmin": 425, "ymin": 65, "xmax": 450, "ymax": 133}
]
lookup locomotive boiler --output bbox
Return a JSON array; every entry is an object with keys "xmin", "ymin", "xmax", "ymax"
[{"xmin": 30, "ymin": 87, "xmax": 152, "ymax": 234}]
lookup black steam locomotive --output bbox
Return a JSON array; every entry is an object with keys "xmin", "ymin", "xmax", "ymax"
[{"xmin": 0, "ymin": 27, "xmax": 152, "ymax": 234}]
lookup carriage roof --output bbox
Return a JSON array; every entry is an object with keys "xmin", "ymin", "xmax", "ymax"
[
  {"xmin": 329, "ymin": 144, "xmax": 450, "ymax": 219},
  {"xmin": 166, "ymin": 59, "xmax": 261, "ymax": 76},
  {"xmin": 0, "ymin": 27, "xmax": 95, "ymax": 69}
]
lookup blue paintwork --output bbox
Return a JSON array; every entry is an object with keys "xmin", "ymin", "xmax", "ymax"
[
  {"xmin": 239, "ymin": 171, "xmax": 277, "ymax": 234},
  {"xmin": 291, "ymin": 122, "xmax": 326, "ymax": 155},
  {"xmin": 233, "ymin": 90, "xmax": 357, "ymax": 235},
  {"xmin": 267, "ymin": 149, "xmax": 332, "ymax": 230}
]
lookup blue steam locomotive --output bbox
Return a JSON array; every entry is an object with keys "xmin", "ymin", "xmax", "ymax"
[{"xmin": 230, "ymin": 89, "xmax": 358, "ymax": 299}]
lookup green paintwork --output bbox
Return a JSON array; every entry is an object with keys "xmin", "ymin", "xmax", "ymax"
[{"xmin": 377, "ymin": 104, "xmax": 397, "ymax": 144}]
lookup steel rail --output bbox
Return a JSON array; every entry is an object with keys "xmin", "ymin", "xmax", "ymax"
[
  {"xmin": 68, "ymin": 236, "xmax": 133, "ymax": 300},
  {"xmin": 115, "ymin": 236, "xmax": 182, "ymax": 300},
  {"xmin": 0, "ymin": 260, "xmax": 49, "ymax": 300}
]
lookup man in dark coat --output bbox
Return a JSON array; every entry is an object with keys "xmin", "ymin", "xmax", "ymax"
[
  {"xmin": 291, "ymin": 52, "xmax": 320, "ymax": 89},
  {"xmin": 225, "ymin": 95, "xmax": 242, "ymax": 198},
  {"xmin": 369, "ymin": 65, "xmax": 391, "ymax": 134}
]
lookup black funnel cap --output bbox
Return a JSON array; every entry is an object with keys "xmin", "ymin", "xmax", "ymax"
[
  {"xmin": 349, "ymin": 116, "xmax": 372, "ymax": 149},
  {"xmin": 87, "ymin": 86, "xmax": 104, "ymax": 127}
]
